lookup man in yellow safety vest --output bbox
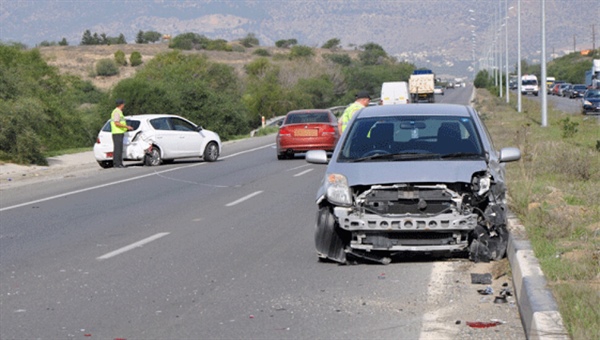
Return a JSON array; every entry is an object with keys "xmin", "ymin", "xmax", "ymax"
[
  {"xmin": 339, "ymin": 90, "xmax": 371, "ymax": 133},
  {"xmin": 110, "ymin": 99, "xmax": 133, "ymax": 168}
]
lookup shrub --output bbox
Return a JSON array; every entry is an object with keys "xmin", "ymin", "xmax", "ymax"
[
  {"xmin": 240, "ymin": 33, "xmax": 259, "ymax": 47},
  {"xmin": 560, "ymin": 117, "xmax": 579, "ymax": 138},
  {"xmin": 253, "ymin": 48, "xmax": 270, "ymax": 57},
  {"xmin": 96, "ymin": 58, "xmax": 119, "ymax": 76},
  {"xmin": 323, "ymin": 53, "xmax": 352, "ymax": 66},
  {"xmin": 289, "ymin": 45, "xmax": 314, "ymax": 59},
  {"xmin": 130, "ymin": 51, "xmax": 143, "ymax": 66},
  {"xmin": 114, "ymin": 50, "xmax": 127, "ymax": 66}
]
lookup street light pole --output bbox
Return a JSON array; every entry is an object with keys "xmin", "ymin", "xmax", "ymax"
[
  {"xmin": 498, "ymin": 0, "xmax": 503, "ymax": 97},
  {"xmin": 505, "ymin": 1, "xmax": 510, "ymax": 103},
  {"xmin": 541, "ymin": 0, "xmax": 548, "ymax": 126},
  {"xmin": 517, "ymin": 0, "xmax": 522, "ymax": 112}
]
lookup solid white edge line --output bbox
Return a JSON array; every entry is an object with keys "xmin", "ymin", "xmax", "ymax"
[
  {"xmin": 97, "ymin": 232, "xmax": 170, "ymax": 260},
  {"xmin": 0, "ymin": 143, "xmax": 276, "ymax": 212},
  {"xmin": 225, "ymin": 190, "xmax": 263, "ymax": 207},
  {"xmin": 294, "ymin": 169, "xmax": 314, "ymax": 177}
]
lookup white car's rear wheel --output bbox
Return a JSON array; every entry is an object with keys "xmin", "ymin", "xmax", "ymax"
[{"xmin": 144, "ymin": 147, "xmax": 162, "ymax": 166}]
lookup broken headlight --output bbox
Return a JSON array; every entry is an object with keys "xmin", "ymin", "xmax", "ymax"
[
  {"xmin": 472, "ymin": 173, "xmax": 491, "ymax": 197},
  {"xmin": 325, "ymin": 173, "xmax": 352, "ymax": 206}
]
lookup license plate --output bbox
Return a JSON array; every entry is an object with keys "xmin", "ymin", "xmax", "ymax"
[{"xmin": 294, "ymin": 129, "xmax": 318, "ymax": 137}]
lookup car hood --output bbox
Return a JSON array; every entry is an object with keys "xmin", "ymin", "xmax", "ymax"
[
  {"xmin": 584, "ymin": 97, "xmax": 600, "ymax": 103},
  {"xmin": 327, "ymin": 160, "xmax": 489, "ymax": 186}
]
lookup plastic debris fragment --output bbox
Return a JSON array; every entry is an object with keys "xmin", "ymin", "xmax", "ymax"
[
  {"xmin": 477, "ymin": 286, "xmax": 493, "ymax": 295},
  {"xmin": 470, "ymin": 273, "xmax": 492, "ymax": 284},
  {"xmin": 494, "ymin": 295, "xmax": 508, "ymax": 304},
  {"xmin": 466, "ymin": 321, "xmax": 502, "ymax": 328}
]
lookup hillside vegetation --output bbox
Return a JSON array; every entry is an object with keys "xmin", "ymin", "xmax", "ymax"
[{"xmin": 1, "ymin": 41, "xmax": 416, "ymax": 165}]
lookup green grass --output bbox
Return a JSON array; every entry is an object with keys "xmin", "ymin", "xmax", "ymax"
[{"xmin": 474, "ymin": 89, "xmax": 600, "ymax": 339}]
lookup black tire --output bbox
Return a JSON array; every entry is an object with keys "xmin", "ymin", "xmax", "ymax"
[
  {"xmin": 315, "ymin": 207, "xmax": 349, "ymax": 264},
  {"xmin": 468, "ymin": 224, "xmax": 508, "ymax": 262},
  {"xmin": 203, "ymin": 142, "xmax": 219, "ymax": 162},
  {"xmin": 277, "ymin": 153, "xmax": 286, "ymax": 160},
  {"xmin": 97, "ymin": 160, "xmax": 113, "ymax": 169},
  {"xmin": 144, "ymin": 147, "xmax": 161, "ymax": 166}
]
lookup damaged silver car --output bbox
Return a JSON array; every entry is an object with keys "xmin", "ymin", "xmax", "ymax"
[{"xmin": 306, "ymin": 104, "xmax": 520, "ymax": 264}]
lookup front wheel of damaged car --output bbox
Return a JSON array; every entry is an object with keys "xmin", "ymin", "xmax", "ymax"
[
  {"xmin": 315, "ymin": 207, "xmax": 350, "ymax": 264},
  {"xmin": 468, "ymin": 224, "xmax": 508, "ymax": 262}
]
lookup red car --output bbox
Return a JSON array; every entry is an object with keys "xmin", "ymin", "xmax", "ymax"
[{"xmin": 276, "ymin": 109, "xmax": 340, "ymax": 160}]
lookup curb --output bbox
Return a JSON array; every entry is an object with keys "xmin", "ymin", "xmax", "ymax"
[{"xmin": 507, "ymin": 213, "xmax": 570, "ymax": 339}]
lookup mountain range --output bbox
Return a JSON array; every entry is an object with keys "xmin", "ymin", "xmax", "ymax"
[{"xmin": 1, "ymin": 0, "xmax": 598, "ymax": 77}]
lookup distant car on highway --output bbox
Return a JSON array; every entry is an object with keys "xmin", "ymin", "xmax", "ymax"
[
  {"xmin": 305, "ymin": 104, "xmax": 521, "ymax": 264},
  {"xmin": 581, "ymin": 89, "xmax": 600, "ymax": 114},
  {"xmin": 559, "ymin": 84, "xmax": 573, "ymax": 97},
  {"xmin": 93, "ymin": 114, "xmax": 221, "ymax": 168},
  {"xmin": 434, "ymin": 86, "xmax": 444, "ymax": 95},
  {"xmin": 276, "ymin": 109, "xmax": 340, "ymax": 160},
  {"xmin": 564, "ymin": 84, "xmax": 588, "ymax": 98}
]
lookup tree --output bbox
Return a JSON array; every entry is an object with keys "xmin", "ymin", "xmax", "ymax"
[
  {"xmin": 80, "ymin": 30, "xmax": 94, "ymax": 45},
  {"xmin": 275, "ymin": 39, "xmax": 297, "ymax": 48},
  {"xmin": 240, "ymin": 33, "xmax": 259, "ymax": 47},
  {"xmin": 358, "ymin": 42, "xmax": 388, "ymax": 66},
  {"xmin": 59, "ymin": 38, "xmax": 68, "ymax": 46},
  {"xmin": 136, "ymin": 30, "xmax": 145, "ymax": 44},
  {"xmin": 321, "ymin": 38, "xmax": 340, "ymax": 50},
  {"xmin": 116, "ymin": 33, "xmax": 127, "ymax": 44},
  {"xmin": 142, "ymin": 31, "xmax": 162, "ymax": 43},
  {"xmin": 169, "ymin": 32, "xmax": 209, "ymax": 50}
]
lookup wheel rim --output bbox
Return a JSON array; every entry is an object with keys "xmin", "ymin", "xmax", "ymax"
[
  {"xmin": 206, "ymin": 143, "xmax": 218, "ymax": 161},
  {"xmin": 147, "ymin": 148, "xmax": 161, "ymax": 166}
]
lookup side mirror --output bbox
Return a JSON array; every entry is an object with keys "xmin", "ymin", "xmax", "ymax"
[
  {"xmin": 499, "ymin": 147, "xmax": 521, "ymax": 163},
  {"xmin": 306, "ymin": 150, "xmax": 328, "ymax": 164},
  {"xmin": 196, "ymin": 126, "xmax": 204, "ymax": 132}
]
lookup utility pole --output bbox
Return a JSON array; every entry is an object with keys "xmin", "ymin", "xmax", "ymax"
[
  {"xmin": 573, "ymin": 35, "xmax": 576, "ymax": 53},
  {"xmin": 593, "ymin": 25, "xmax": 596, "ymax": 56}
]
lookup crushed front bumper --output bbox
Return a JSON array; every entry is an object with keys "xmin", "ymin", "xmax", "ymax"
[{"xmin": 333, "ymin": 207, "xmax": 478, "ymax": 252}]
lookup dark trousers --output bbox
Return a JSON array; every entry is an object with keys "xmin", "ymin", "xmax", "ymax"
[{"xmin": 112, "ymin": 133, "xmax": 124, "ymax": 167}]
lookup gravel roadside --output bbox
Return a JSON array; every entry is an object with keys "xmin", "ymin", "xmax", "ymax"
[{"xmin": 0, "ymin": 151, "xmax": 99, "ymax": 190}]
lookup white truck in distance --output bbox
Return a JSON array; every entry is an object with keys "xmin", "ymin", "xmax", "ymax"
[
  {"xmin": 409, "ymin": 70, "xmax": 435, "ymax": 103},
  {"xmin": 585, "ymin": 59, "xmax": 600, "ymax": 89},
  {"xmin": 521, "ymin": 74, "xmax": 539, "ymax": 96}
]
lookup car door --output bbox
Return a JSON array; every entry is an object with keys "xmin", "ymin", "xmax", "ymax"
[
  {"xmin": 167, "ymin": 117, "xmax": 204, "ymax": 157},
  {"xmin": 149, "ymin": 117, "xmax": 184, "ymax": 158}
]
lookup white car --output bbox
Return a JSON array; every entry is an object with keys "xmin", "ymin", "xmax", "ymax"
[
  {"xmin": 434, "ymin": 86, "xmax": 445, "ymax": 95},
  {"xmin": 93, "ymin": 114, "xmax": 221, "ymax": 168}
]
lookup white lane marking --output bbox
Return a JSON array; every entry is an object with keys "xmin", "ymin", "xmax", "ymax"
[
  {"xmin": 294, "ymin": 169, "xmax": 314, "ymax": 177},
  {"xmin": 225, "ymin": 190, "xmax": 263, "ymax": 207},
  {"xmin": 0, "ymin": 143, "xmax": 275, "ymax": 212},
  {"xmin": 97, "ymin": 232, "xmax": 170, "ymax": 260},
  {"xmin": 287, "ymin": 164, "xmax": 311, "ymax": 171}
]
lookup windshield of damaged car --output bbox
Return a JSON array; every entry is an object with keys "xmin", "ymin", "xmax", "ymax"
[{"xmin": 338, "ymin": 116, "xmax": 484, "ymax": 161}]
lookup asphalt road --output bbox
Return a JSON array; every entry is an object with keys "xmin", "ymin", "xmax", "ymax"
[{"xmin": 0, "ymin": 87, "xmax": 525, "ymax": 339}]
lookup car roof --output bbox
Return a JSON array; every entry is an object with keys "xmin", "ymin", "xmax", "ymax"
[
  {"xmin": 123, "ymin": 114, "xmax": 184, "ymax": 120},
  {"xmin": 286, "ymin": 109, "xmax": 332, "ymax": 114},
  {"xmin": 355, "ymin": 103, "xmax": 473, "ymax": 119}
]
